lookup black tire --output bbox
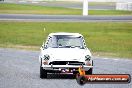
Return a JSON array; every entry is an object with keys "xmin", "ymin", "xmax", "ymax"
[
  {"xmin": 76, "ymin": 76, "xmax": 87, "ymax": 85},
  {"xmin": 40, "ymin": 66, "xmax": 47, "ymax": 78},
  {"xmin": 85, "ymin": 60, "xmax": 93, "ymax": 75},
  {"xmin": 85, "ymin": 68, "xmax": 93, "ymax": 75}
]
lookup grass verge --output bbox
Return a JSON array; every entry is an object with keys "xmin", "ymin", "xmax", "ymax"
[
  {"xmin": 89, "ymin": 2, "xmax": 115, "ymax": 6},
  {"xmin": 0, "ymin": 3, "xmax": 132, "ymax": 15},
  {"xmin": 0, "ymin": 22, "xmax": 132, "ymax": 58}
]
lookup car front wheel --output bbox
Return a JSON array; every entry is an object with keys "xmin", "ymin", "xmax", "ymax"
[
  {"xmin": 85, "ymin": 68, "xmax": 93, "ymax": 75},
  {"xmin": 40, "ymin": 66, "xmax": 47, "ymax": 78}
]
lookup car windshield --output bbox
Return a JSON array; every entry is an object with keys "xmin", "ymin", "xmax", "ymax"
[{"xmin": 46, "ymin": 35, "xmax": 85, "ymax": 49}]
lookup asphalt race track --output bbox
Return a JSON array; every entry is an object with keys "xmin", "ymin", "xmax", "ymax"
[
  {"xmin": 0, "ymin": 48, "xmax": 131, "ymax": 88},
  {"xmin": 1, "ymin": 14, "xmax": 132, "ymax": 22}
]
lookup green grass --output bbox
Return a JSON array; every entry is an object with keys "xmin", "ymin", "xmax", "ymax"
[
  {"xmin": 90, "ymin": 10, "xmax": 132, "ymax": 15},
  {"xmin": 0, "ymin": 3, "xmax": 132, "ymax": 15},
  {"xmin": 0, "ymin": 3, "xmax": 81, "ymax": 15},
  {"xmin": 0, "ymin": 22, "xmax": 132, "ymax": 58}
]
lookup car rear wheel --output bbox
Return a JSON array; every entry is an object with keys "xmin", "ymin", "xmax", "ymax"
[{"xmin": 40, "ymin": 66, "xmax": 47, "ymax": 78}]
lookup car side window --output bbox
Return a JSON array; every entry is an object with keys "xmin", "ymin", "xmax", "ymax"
[
  {"xmin": 45, "ymin": 36, "xmax": 58, "ymax": 48},
  {"xmin": 82, "ymin": 38, "xmax": 87, "ymax": 49}
]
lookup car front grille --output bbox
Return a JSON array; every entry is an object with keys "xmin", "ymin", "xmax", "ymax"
[{"xmin": 49, "ymin": 61, "xmax": 85, "ymax": 65}]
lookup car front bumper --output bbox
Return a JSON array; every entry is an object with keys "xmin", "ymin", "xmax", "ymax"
[{"xmin": 42, "ymin": 64, "xmax": 93, "ymax": 71}]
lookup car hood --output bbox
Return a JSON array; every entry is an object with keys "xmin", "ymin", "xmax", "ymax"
[{"xmin": 42, "ymin": 48, "xmax": 91, "ymax": 62}]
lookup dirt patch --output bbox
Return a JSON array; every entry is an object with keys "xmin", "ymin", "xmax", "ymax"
[{"xmin": 0, "ymin": 44, "xmax": 40, "ymax": 51}]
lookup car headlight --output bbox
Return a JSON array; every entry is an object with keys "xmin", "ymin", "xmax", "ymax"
[
  {"xmin": 85, "ymin": 55, "xmax": 91, "ymax": 61},
  {"xmin": 44, "ymin": 54, "xmax": 50, "ymax": 60}
]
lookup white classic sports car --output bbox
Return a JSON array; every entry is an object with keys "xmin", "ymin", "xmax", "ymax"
[{"xmin": 39, "ymin": 32, "xmax": 93, "ymax": 78}]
